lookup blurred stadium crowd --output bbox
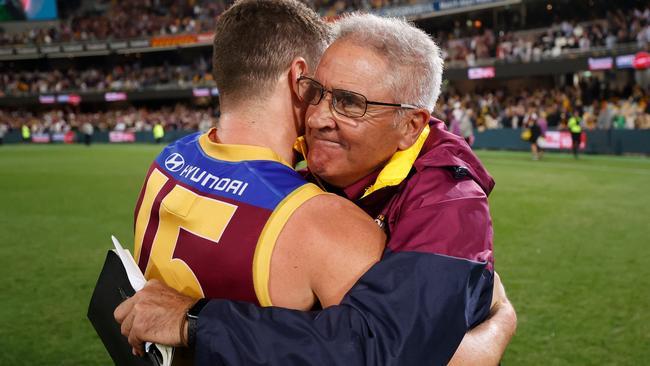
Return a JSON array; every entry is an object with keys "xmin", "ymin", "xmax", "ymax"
[
  {"xmin": 1, "ymin": 0, "xmax": 649, "ymax": 141},
  {"xmin": 443, "ymin": 6, "xmax": 650, "ymax": 66},
  {"xmin": 1, "ymin": 58, "xmax": 213, "ymax": 95},
  {"xmin": 1, "ymin": 0, "xmax": 648, "ymax": 67},
  {"xmin": 0, "ymin": 104, "xmax": 216, "ymax": 134},
  {"xmin": 0, "ymin": 0, "xmax": 227, "ymax": 46},
  {"xmin": 436, "ymin": 84, "xmax": 650, "ymax": 135},
  {"xmin": 3, "ymin": 81, "xmax": 649, "ymax": 135}
]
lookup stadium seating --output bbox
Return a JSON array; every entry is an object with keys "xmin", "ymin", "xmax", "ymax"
[{"xmin": 1, "ymin": 0, "xmax": 649, "ymax": 140}]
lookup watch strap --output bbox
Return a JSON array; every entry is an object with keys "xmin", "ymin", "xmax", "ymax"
[{"xmin": 186, "ymin": 298, "xmax": 209, "ymax": 348}]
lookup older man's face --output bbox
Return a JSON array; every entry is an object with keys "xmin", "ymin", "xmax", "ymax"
[{"xmin": 305, "ymin": 39, "xmax": 405, "ymax": 188}]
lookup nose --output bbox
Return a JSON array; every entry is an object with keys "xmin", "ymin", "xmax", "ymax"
[{"xmin": 306, "ymin": 92, "xmax": 337, "ymax": 130}]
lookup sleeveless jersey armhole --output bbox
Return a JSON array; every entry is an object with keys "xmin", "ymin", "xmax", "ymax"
[{"xmin": 252, "ymin": 183, "xmax": 328, "ymax": 306}]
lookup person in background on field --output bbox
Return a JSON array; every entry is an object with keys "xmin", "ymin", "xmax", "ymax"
[
  {"xmin": 459, "ymin": 108, "xmax": 475, "ymax": 146},
  {"xmin": 21, "ymin": 123, "xmax": 31, "ymax": 143},
  {"xmin": 0, "ymin": 123, "xmax": 7, "ymax": 145},
  {"xmin": 568, "ymin": 110, "xmax": 583, "ymax": 158},
  {"xmin": 528, "ymin": 113, "xmax": 543, "ymax": 160},
  {"xmin": 153, "ymin": 121, "xmax": 165, "ymax": 143},
  {"xmin": 81, "ymin": 121, "xmax": 94, "ymax": 146}
]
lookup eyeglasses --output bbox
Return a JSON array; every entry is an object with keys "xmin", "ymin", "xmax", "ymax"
[{"xmin": 297, "ymin": 76, "xmax": 420, "ymax": 118}]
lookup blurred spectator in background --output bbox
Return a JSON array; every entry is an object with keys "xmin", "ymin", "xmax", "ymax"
[
  {"xmin": 153, "ymin": 121, "xmax": 164, "ymax": 143},
  {"xmin": 527, "ymin": 115, "xmax": 543, "ymax": 160},
  {"xmin": 21, "ymin": 123, "xmax": 30, "ymax": 143},
  {"xmin": 81, "ymin": 121, "xmax": 94, "ymax": 146},
  {"xmin": 459, "ymin": 108, "xmax": 475, "ymax": 146},
  {"xmin": 568, "ymin": 110, "xmax": 583, "ymax": 159},
  {"xmin": 0, "ymin": 122, "xmax": 7, "ymax": 145}
]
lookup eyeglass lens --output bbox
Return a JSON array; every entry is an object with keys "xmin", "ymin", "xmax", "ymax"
[{"xmin": 299, "ymin": 78, "xmax": 367, "ymax": 118}]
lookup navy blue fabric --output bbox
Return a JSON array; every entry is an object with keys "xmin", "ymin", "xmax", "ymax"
[{"xmin": 195, "ymin": 250, "xmax": 493, "ymax": 365}]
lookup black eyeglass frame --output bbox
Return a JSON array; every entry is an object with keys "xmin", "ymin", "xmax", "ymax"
[{"xmin": 297, "ymin": 76, "xmax": 420, "ymax": 118}]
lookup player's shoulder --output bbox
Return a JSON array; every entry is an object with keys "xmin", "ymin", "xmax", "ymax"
[
  {"xmin": 155, "ymin": 131, "xmax": 202, "ymax": 160},
  {"xmin": 293, "ymin": 193, "xmax": 385, "ymax": 252},
  {"xmin": 166, "ymin": 131, "xmax": 203, "ymax": 150}
]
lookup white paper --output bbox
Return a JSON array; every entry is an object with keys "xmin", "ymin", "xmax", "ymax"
[
  {"xmin": 111, "ymin": 235, "xmax": 174, "ymax": 366},
  {"xmin": 111, "ymin": 235, "xmax": 146, "ymax": 291}
]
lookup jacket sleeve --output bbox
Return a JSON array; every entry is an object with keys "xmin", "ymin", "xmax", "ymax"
[
  {"xmin": 386, "ymin": 173, "xmax": 495, "ymax": 328},
  {"xmin": 194, "ymin": 250, "xmax": 492, "ymax": 366}
]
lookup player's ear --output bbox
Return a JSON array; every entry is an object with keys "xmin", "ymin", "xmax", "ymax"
[
  {"xmin": 397, "ymin": 108, "xmax": 430, "ymax": 151},
  {"xmin": 289, "ymin": 57, "xmax": 309, "ymax": 98}
]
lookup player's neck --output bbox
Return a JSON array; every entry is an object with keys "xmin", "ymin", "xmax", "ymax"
[{"xmin": 216, "ymin": 96, "xmax": 299, "ymax": 166}]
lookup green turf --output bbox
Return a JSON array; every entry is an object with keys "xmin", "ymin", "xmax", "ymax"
[{"xmin": 0, "ymin": 145, "xmax": 649, "ymax": 365}]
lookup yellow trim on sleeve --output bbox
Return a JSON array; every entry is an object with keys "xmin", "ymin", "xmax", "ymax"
[
  {"xmin": 252, "ymin": 183, "xmax": 325, "ymax": 307},
  {"xmin": 360, "ymin": 125, "xmax": 430, "ymax": 199}
]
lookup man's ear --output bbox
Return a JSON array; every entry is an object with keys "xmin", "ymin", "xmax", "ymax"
[
  {"xmin": 289, "ymin": 57, "xmax": 309, "ymax": 98},
  {"xmin": 397, "ymin": 109, "xmax": 430, "ymax": 151}
]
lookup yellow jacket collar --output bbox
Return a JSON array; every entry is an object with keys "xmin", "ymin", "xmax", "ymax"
[{"xmin": 294, "ymin": 126, "xmax": 430, "ymax": 198}]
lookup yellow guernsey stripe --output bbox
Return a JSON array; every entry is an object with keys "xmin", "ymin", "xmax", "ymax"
[
  {"xmin": 252, "ymin": 183, "xmax": 324, "ymax": 307},
  {"xmin": 360, "ymin": 125, "xmax": 430, "ymax": 199},
  {"xmin": 134, "ymin": 168, "xmax": 169, "ymax": 262}
]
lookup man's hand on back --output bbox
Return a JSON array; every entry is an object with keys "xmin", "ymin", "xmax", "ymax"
[{"xmin": 114, "ymin": 279, "xmax": 195, "ymax": 356}]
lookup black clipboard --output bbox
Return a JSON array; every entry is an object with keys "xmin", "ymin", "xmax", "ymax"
[{"xmin": 87, "ymin": 250, "xmax": 164, "ymax": 366}]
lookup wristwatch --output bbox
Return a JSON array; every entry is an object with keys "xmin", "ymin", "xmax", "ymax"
[{"xmin": 186, "ymin": 298, "xmax": 209, "ymax": 348}]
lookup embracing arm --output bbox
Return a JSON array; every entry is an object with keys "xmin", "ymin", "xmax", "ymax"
[
  {"xmin": 116, "ymin": 185, "xmax": 494, "ymax": 365},
  {"xmin": 449, "ymin": 273, "xmax": 517, "ymax": 366},
  {"xmin": 195, "ymin": 188, "xmax": 493, "ymax": 364},
  {"xmin": 114, "ymin": 241, "xmax": 490, "ymax": 366},
  {"xmin": 195, "ymin": 251, "xmax": 491, "ymax": 366}
]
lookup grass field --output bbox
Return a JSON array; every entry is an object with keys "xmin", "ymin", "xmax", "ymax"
[{"xmin": 0, "ymin": 144, "xmax": 649, "ymax": 365}]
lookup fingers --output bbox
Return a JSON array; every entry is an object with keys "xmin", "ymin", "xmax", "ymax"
[
  {"xmin": 120, "ymin": 310, "xmax": 134, "ymax": 337},
  {"xmin": 119, "ymin": 303, "xmax": 143, "ymax": 353},
  {"xmin": 493, "ymin": 272, "xmax": 507, "ymax": 300},
  {"xmin": 490, "ymin": 271, "xmax": 511, "ymax": 315},
  {"xmin": 128, "ymin": 328, "xmax": 145, "ymax": 357},
  {"xmin": 132, "ymin": 346, "xmax": 144, "ymax": 358},
  {"xmin": 493, "ymin": 271, "xmax": 502, "ymax": 287},
  {"xmin": 115, "ymin": 294, "xmax": 145, "ymax": 355},
  {"xmin": 114, "ymin": 296, "xmax": 135, "ymax": 324},
  {"xmin": 113, "ymin": 279, "xmax": 193, "ymax": 347}
]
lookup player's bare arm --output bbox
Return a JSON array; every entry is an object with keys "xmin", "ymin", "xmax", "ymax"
[{"xmin": 270, "ymin": 193, "xmax": 386, "ymax": 309}]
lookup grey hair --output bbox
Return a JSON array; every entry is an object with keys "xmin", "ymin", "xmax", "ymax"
[{"xmin": 331, "ymin": 13, "xmax": 443, "ymax": 112}]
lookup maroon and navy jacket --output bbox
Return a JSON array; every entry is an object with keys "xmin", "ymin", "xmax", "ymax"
[{"xmin": 194, "ymin": 119, "xmax": 495, "ymax": 365}]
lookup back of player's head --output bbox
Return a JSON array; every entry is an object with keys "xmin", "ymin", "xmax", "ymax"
[
  {"xmin": 331, "ymin": 13, "xmax": 443, "ymax": 112},
  {"xmin": 212, "ymin": 0, "xmax": 331, "ymax": 106}
]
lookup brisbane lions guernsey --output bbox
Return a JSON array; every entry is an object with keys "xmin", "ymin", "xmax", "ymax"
[{"xmin": 133, "ymin": 129, "xmax": 323, "ymax": 306}]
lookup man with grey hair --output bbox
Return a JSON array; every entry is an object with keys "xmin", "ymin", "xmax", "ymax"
[{"xmin": 116, "ymin": 8, "xmax": 515, "ymax": 365}]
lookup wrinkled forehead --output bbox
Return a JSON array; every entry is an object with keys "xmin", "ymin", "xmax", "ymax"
[{"xmin": 314, "ymin": 39, "xmax": 393, "ymax": 100}]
